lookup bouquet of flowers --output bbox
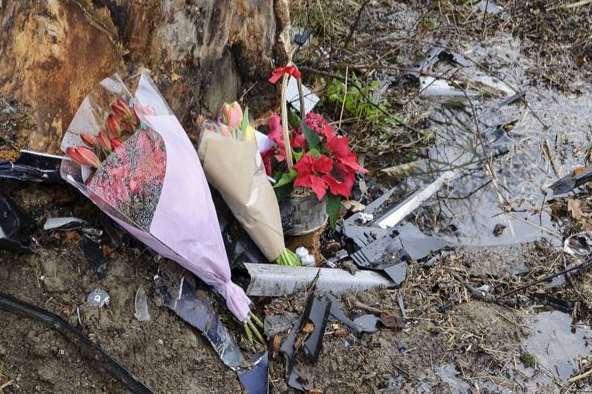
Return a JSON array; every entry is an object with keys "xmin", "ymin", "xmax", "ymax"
[
  {"xmin": 263, "ymin": 110, "xmax": 367, "ymax": 226},
  {"xmin": 265, "ymin": 66, "xmax": 367, "ymax": 228},
  {"xmin": 197, "ymin": 102, "xmax": 300, "ymax": 266},
  {"xmin": 60, "ymin": 73, "xmax": 260, "ymax": 335}
]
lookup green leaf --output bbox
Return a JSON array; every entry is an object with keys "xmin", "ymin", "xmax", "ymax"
[
  {"xmin": 288, "ymin": 109, "xmax": 302, "ymax": 129},
  {"xmin": 326, "ymin": 194, "xmax": 342, "ymax": 229},
  {"xmin": 307, "ymin": 148, "xmax": 321, "ymax": 158},
  {"xmin": 274, "ymin": 169, "xmax": 297, "ymax": 189},
  {"xmin": 239, "ymin": 107, "xmax": 250, "ymax": 138},
  {"xmin": 301, "ymin": 122, "xmax": 320, "ymax": 150},
  {"xmin": 293, "ymin": 150, "xmax": 303, "ymax": 162}
]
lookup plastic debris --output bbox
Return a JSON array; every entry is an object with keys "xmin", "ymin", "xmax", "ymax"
[
  {"xmin": 301, "ymin": 254, "xmax": 315, "ymax": 267},
  {"xmin": 327, "ymin": 295, "xmax": 374, "ymax": 336},
  {"xmin": 244, "ymin": 264, "xmax": 393, "ymax": 297},
  {"xmin": 295, "ymin": 247, "xmax": 315, "ymax": 267},
  {"xmin": 377, "ymin": 170, "xmax": 459, "ymax": 229},
  {"xmin": 0, "ymin": 192, "xmax": 33, "ymax": 253},
  {"xmin": 564, "ymin": 232, "xmax": 592, "ymax": 260},
  {"xmin": 134, "ymin": 287, "xmax": 151, "ymax": 321},
  {"xmin": 420, "ymin": 76, "xmax": 478, "ymax": 102},
  {"xmin": 154, "ymin": 264, "xmax": 268, "ymax": 394},
  {"xmin": 280, "ymin": 294, "xmax": 332, "ymax": 391},
  {"xmin": 474, "ymin": 0, "xmax": 502, "ymax": 15},
  {"xmin": 87, "ymin": 289, "xmax": 110, "ymax": 307},
  {"xmin": 352, "ymin": 314, "xmax": 379, "ymax": 333},
  {"xmin": 0, "ymin": 291, "xmax": 153, "ymax": 393},
  {"xmin": 80, "ymin": 234, "xmax": 108, "ymax": 279},
  {"xmin": 0, "ymin": 150, "xmax": 63, "ymax": 183},
  {"xmin": 547, "ymin": 167, "xmax": 592, "ymax": 196},
  {"xmin": 383, "ymin": 262, "xmax": 408, "ymax": 286},
  {"xmin": 43, "ymin": 217, "xmax": 88, "ymax": 231}
]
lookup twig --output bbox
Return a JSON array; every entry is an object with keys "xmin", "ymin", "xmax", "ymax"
[
  {"xmin": 338, "ymin": 67, "xmax": 349, "ymax": 130},
  {"xmin": 501, "ymin": 260, "xmax": 592, "ymax": 298},
  {"xmin": 543, "ymin": 139, "xmax": 561, "ymax": 177},
  {"xmin": 569, "ymin": 366, "xmax": 592, "ymax": 383},
  {"xmin": 343, "ymin": 0, "xmax": 371, "ymax": 49},
  {"xmin": 547, "ymin": 0, "xmax": 592, "ymax": 11}
]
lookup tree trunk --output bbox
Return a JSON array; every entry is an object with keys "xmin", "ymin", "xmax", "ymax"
[{"xmin": 0, "ymin": 0, "xmax": 290, "ymax": 152}]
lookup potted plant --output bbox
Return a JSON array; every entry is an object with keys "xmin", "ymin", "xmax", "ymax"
[{"xmin": 265, "ymin": 67, "xmax": 366, "ymax": 235}]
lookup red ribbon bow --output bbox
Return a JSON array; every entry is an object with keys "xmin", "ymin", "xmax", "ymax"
[{"xmin": 268, "ymin": 66, "xmax": 302, "ymax": 84}]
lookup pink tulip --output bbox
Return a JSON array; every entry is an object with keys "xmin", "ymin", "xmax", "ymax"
[
  {"xmin": 67, "ymin": 146, "xmax": 101, "ymax": 168},
  {"xmin": 80, "ymin": 133, "xmax": 97, "ymax": 147},
  {"xmin": 97, "ymin": 131, "xmax": 112, "ymax": 153},
  {"xmin": 105, "ymin": 114, "xmax": 121, "ymax": 138},
  {"xmin": 222, "ymin": 102, "xmax": 243, "ymax": 129}
]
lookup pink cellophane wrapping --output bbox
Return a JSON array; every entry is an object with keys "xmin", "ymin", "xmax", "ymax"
[{"xmin": 60, "ymin": 73, "xmax": 251, "ymax": 321}]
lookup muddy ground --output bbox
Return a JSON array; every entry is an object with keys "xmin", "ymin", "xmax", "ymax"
[{"xmin": 2, "ymin": 1, "xmax": 592, "ymax": 393}]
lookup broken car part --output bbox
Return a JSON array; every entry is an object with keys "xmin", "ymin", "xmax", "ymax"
[
  {"xmin": 0, "ymin": 291, "xmax": 153, "ymax": 394},
  {"xmin": 154, "ymin": 265, "xmax": 268, "ymax": 394},
  {"xmin": 244, "ymin": 264, "xmax": 393, "ymax": 297},
  {"xmin": 547, "ymin": 167, "xmax": 592, "ymax": 196},
  {"xmin": 0, "ymin": 150, "xmax": 63, "ymax": 183},
  {"xmin": 0, "ymin": 192, "xmax": 33, "ymax": 253}
]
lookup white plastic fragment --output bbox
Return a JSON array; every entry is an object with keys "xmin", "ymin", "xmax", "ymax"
[
  {"xmin": 301, "ymin": 254, "xmax": 315, "ymax": 267},
  {"xmin": 295, "ymin": 247, "xmax": 309, "ymax": 260},
  {"xmin": 87, "ymin": 289, "xmax": 110, "ymax": 308},
  {"xmin": 134, "ymin": 286, "xmax": 151, "ymax": 321},
  {"xmin": 358, "ymin": 212, "xmax": 374, "ymax": 224},
  {"xmin": 43, "ymin": 217, "xmax": 88, "ymax": 231},
  {"xmin": 378, "ymin": 170, "xmax": 459, "ymax": 229},
  {"xmin": 419, "ymin": 76, "xmax": 478, "ymax": 102},
  {"xmin": 245, "ymin": 263, "xmax": 393, "ymax": 297}
]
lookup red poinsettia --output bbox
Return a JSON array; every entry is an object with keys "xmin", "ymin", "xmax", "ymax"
[{"xmin": 293, "ymin": 153, "xmax": 334, "ymax": 200}]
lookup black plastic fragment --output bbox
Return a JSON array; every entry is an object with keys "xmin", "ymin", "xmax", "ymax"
[
  {"xmin": 302, "ymin": 296, "xmax": 331, "ymax": 363},
  {"xmin": 0, "ymin": 150, "xmax": 63, "ymax": 183},
  {"xmin": 0, "ymin": 291, "xmax": 153, "ymax": 394},
  {"xmin": 0, "ymin": 192, "xmax": 33, "ymax": 253},
  {"xmin": 548, "ymin": 168, "xmax": 592, "ymax": 196},
  {"xmin": 80, "ymin": 234, "xmax": 108, "ymax": 279}
]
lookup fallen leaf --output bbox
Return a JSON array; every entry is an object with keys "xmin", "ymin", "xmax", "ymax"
[
  {"xmin": 272, "ymin": 335, "xmax": 282, "ymax": 358},
  {"xmin": 568, "ymin": 199, "xmax": 584, "ymax": 220},
  {"xmin": 65, "ymin": 231, "xmax": 80, "ymax": 242},
  {"xmin": 333, "ymin": 328, "xmax": 349, "ymax": 337},
  {"xmin": 379, "ymin": 312, "xmax": 405, "ymax": 329},
  {"xmin": 302, "ymin": 321, "xmax": 315, "ymax": 334}
]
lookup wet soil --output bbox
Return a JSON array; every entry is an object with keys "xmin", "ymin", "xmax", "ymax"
[{"xmin": 2, "ymin": 1, "xmax": 592, "ymax": 393}]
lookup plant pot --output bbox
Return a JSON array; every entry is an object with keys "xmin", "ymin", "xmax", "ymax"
[{"xmin": 280, "ymin": 190, "xmax": 327, "ymax": 236}]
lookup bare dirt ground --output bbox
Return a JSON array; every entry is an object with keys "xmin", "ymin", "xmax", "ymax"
[{"xmin": 2, "ymin": 1, "xmax": 592, "ymax": 393}]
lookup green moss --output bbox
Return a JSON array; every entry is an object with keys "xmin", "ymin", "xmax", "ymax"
[{"xmin": 520, "ymin": 352, "xmax": 537, "ymax": 368}]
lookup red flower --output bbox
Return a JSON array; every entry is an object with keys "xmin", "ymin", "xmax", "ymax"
[
  {"xmin": 67, "ymin": 146, "xmax": 101, "ymax": 168},
  {"xmin": 304, "ymin": 112, "xmax": 336, "ymax": 141},
  {"xmin": 105, "ymin": 114, "xmax": 121, "ymax": 138},
  {"xmin": 80, "ymin": 133, "xmax": 97, "ymax": 147},
  {"xmin": 326, "ymin": 134, "xmax": 366, "ymax": 174},
  {"xmin": 293, "ymin": 154, "xmax": 334, "ymax": 200},
  {"xmin": 111, "ymin": 98, "xmax": 139, "ymax": 128}
]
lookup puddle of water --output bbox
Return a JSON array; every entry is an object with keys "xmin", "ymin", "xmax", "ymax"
[
  {"xmin": 525, "ymin": 311, "xmax": 592, "ymax": 381},
  {"xmin": 399, "ymin": 33, "xmax": 592, "ymax": 247}
]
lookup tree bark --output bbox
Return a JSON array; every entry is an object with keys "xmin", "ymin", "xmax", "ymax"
[{"xmin": 0, "ymin": 0, "xmax": 289, "ymax": 152}]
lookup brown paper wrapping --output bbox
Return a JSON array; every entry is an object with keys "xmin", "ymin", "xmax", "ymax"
[{"xmin": 198, "ymin": 132, "xmax": 285, "ymax": 262}]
